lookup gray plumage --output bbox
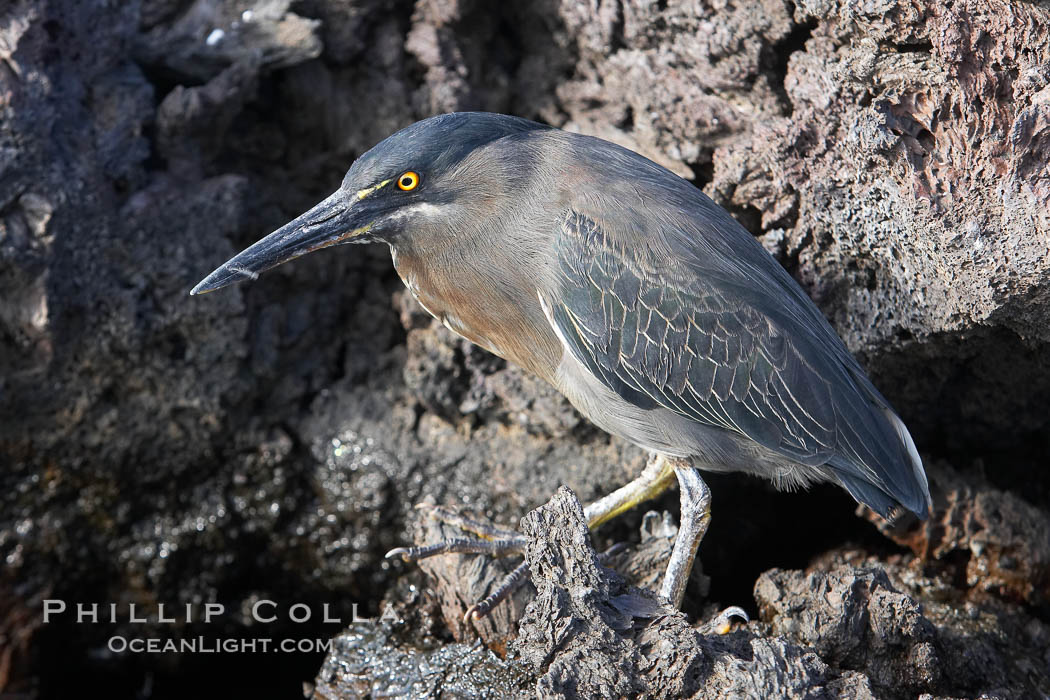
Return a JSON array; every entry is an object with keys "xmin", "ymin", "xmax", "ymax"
[
  {"xmin": 194, "ymin": 111, "xmax": 931, "ymax": 523},
  {"xmin": 543, "ymin": 163, "xmax": 929, "ymax": 518}
]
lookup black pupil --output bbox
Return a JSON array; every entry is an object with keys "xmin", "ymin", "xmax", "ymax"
[{"xmin": 401, "ymin": 176, "xmax": 412, "ymax": 187}]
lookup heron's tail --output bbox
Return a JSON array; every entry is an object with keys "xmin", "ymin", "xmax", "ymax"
[
  {"xmin": 829, "ymin": 381, "xmax": 932, "ymax": 520},
  {"xmin": 882, "ymin": 405, "xmax": 931, "ymax": 517}
]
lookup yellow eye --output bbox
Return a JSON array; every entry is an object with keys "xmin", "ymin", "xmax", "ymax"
[{"xmin": 397, "ymin": 171, "xmax": 420, "ymax": 191}]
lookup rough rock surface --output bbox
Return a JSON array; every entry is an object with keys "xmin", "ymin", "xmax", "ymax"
[
  {"xmin": 864, "ymin": 461, "xmax": 1050, "ymax": 608},
  {"xmin": 1, "ymin": 0, "xmax": 1048, "ymax": 697},
  {"xmin": 332, "ymin": 486, "xmax": 1047, "ymax": 699}
]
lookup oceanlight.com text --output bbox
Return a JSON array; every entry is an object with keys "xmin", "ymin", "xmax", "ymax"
[{"xmin": 107, "ymin": 636, "xmax": 334, "ymax": 654}]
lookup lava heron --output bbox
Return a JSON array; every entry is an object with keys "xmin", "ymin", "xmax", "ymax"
[{"xmin": 192, "ymin": 112, "xmax": 931, "ymax": 621}]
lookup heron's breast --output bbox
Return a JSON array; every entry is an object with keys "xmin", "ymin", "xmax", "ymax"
[{"xmin": 391, "ymin": 249, "xmax": 562, "ymax": 384}]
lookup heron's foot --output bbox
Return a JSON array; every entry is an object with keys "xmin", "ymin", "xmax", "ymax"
[
  {"xmin": 385, "ymin": 503, "xmax": 628, "ymax": 621},
  {"xmin": 384, "ymin": 504, "xmax": 527, "ymax": 562},
  {"xmin": 385, "ymin": 504, "xmax": 529, "ymax": 622},
  {"xmin": 698, "ymin": 605, "xmax": 750, "ymax": 635},
  {"xmin": 462, "ymin": 560, "xmax": 530, "ymax": 621}
]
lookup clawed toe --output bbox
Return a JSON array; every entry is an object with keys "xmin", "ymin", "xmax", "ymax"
[
  {"xmin": 699, "ymin": 605, "xmax": 749, "ymax": 635},
  {"xmin": 385, "ymin": 504, "xmax": 527, "ymax": 564},
  {"xmin": 384, "ymin": 536, "xmax": 525, "ymax": 562},
  {"xmin": 463, "ymin": 560, "xmax": 531, "ymax": 622}
]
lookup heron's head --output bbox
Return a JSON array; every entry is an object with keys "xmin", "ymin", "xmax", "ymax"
[{"xmin": 191, "ymin": 112, "xmax": 551, "ymax": 295}]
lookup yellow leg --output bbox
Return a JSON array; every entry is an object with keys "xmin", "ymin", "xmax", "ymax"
[{"xmin": 583, "ymin": 453, "xmax": 679, "ymax": 529}]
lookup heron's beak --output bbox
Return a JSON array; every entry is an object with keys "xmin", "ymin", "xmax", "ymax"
[{"xmin": 190, "ymin": 188, "xmax": 374, "ymax": 295}]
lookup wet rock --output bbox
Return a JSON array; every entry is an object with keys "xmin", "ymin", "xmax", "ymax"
[
  {"xmin": 310, "ymin": 622, "xmax": 535, "ymax": 699},
  {"xmin": 354, "ymin": 487, "xmax": 1050, "ymax": 698},
  {"xmin": 323, "ymin": 487, "xmax": 842, "ymax": 700}
]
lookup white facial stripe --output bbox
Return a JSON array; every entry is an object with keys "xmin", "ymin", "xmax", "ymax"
[
  {"xmin": 405, "ymin": 202, "xmax": 447, "ymax": 216},
  {"xmin": 385, "ymin": 202, "xmax": 451, "ymax": 222}
]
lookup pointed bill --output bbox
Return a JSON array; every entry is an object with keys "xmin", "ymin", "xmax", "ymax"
[{"xmin": 190, "ymin": 189, "xmax": 374, "ymax": 295}]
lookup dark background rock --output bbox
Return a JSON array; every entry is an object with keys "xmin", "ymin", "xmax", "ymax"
[{"xmin": 0, "ymin": 0, "xmax": 1047, "ymax": 697}]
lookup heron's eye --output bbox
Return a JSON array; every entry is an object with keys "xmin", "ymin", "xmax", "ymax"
[{"xmin": 397, "ymin": 171, "xmax": 420, "ymax": 191}]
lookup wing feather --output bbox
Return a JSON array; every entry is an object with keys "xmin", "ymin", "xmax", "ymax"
[{"xmin": 547, "ymin": 206, "xmax": 930, "ymax": 518}]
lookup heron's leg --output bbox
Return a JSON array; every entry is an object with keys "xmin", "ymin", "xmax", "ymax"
[
  {"xmin": 659, "ymin": 463, "xmax": 711, "ymax": 609},
  {"xmin": 583, "ymin": 453, "xmax": 678, "ymax": 529},
  {"xmin": 654, "ymin": 464, "xmax": 748, "ymax": 626}
]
